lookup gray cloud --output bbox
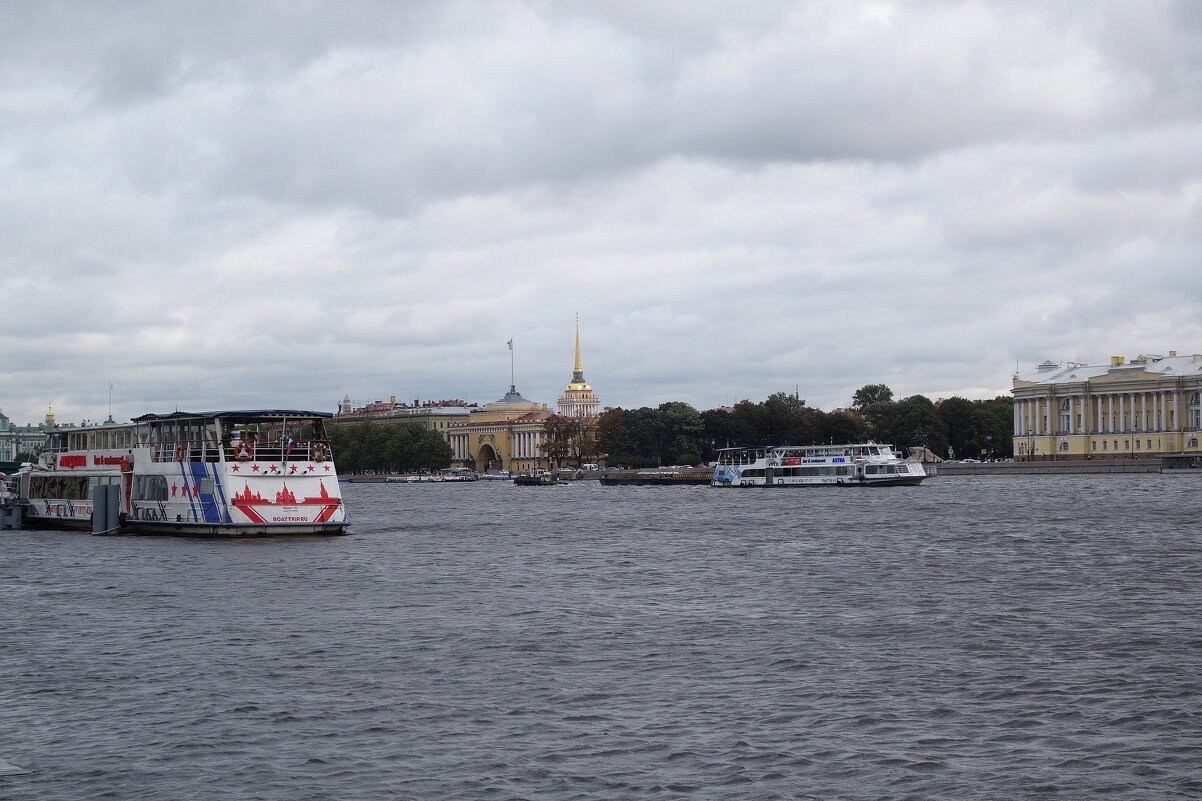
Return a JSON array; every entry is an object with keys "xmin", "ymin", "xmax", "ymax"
[{"xmin": 1, "ymin": 1, "xmax": 1200, "ymax": 425}]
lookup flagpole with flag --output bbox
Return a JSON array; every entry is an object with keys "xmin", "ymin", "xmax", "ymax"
[{"xmin": 507, "ymin": 338, "xmax": 514, "ymax": 390}]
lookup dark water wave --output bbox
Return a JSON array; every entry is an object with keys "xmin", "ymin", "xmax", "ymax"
[{"xmin": 3, "ymin": 475, "xmax": 1201, "ymax": 800}]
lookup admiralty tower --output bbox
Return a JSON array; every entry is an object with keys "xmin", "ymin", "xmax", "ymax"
[{"xmin": 557, "ymin": 319, "xmax": 601, "ymax": 418}]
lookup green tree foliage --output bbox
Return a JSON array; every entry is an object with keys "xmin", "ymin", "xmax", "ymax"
[
  {"xmin": 700, "ymin": 408, "xmax": 741, "ymax": 454},
  {"xmin": 852, "ymin": 383, "xmax": 894, "ymax": 410},
  {"xmin": 730, "ymin": 400, "xmax": 765, "ymax": 446},
  {"xmin": 540, "ymin": 415, "xmax": 599, "ymax": 467},
  {"xmin": 595, "ymin": 403, "xmax": 704, "ymax": 467},
  {"xmin": 936, "ymin": 396, "xmax": 978, "ymax": 459},
  {"xmin": 540, "ymin": 415, "xmax": 576, "ymax": 466},
  {"xmin": 816, "ymin": 409, "xmax": 872, "ymax": 444},
  {"xmin": 595, "ymin": 388, "xmax": 1017, "ymax": 465},
  {"xmin": 328, "ymin": 421, "xmax": 453, "ymax": 473},
  {"xmin": 876, "ymin": 395, "xmax": 948, "ymax": 456},
  {"xmin": 761, "ymin": 392, "xmax": 813, "ymax": 444},
  {"xmin": 657, "ymin": 401, "xmax": 704, "ymax": 466},
  {"xmin": 595, "ymin": 408, "xmax": 637, "ymax": 467},
  {"xmin": 975, "ymin": 396, "xmax": 1015, "ymax": 458}
]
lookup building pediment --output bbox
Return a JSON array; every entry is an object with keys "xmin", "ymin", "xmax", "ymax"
[{"xmin": 1093, "ymin": 368, "xmax": 1151, "ymax": 384}]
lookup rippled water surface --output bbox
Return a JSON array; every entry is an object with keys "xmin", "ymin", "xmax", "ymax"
[{"xmin": 3, "ymin": 475, "xmax": 1201, "ymax": 800}]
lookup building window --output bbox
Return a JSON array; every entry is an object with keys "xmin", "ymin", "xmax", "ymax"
[
  {"xmin": 1091, "ymin": 440, "xmax": 1096, "ymax": 450},
  {"xmin": 1102, "ymin": 441, "xmax": 1108, "ymax": 450},
  {"xmin": 1189, "ymin": 438, "xmax": 1199, "ymax": 449},
  {"xmin": 1135, "ymin": 439, "xmax": 1140, "ymax": 449},
  {"xmin": 1058, "ymin": 441, "xmax": 1069, "ymax": 451}
]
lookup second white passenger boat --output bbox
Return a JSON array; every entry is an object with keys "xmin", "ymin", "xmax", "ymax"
[{"xmin": 712, "ymin": 443, "xmax": 928, "ymax": 487}]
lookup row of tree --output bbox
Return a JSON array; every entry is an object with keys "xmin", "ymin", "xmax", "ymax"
[
  {"xmin": 328, "ymin": 421, "xmax": 453, "ymax": 474},
  {"xmin": 326, "ymin": 386, "xmax": 1015, "ymax": 472},
  {"xmin": 592, "ymin": 386, "xmax": 1014, "ymax": 468}
]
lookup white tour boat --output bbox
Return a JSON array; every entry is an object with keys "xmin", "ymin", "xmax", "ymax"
[
  {"xmin": 712, "ymin": 443, "xmax": 928, "ymax": 487},
  {"xmin": 15, "ymin": 410, "xmax": 349, "ymax": 536}
]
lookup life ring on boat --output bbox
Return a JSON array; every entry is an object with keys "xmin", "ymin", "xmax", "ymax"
[
  {"xmin": 312, "ymin": 443, "xmax": 329, "ymax": 462},
  {"xmin": 232, "ymin": 441, "xmax": 253, "ymax": 461},
  {"xmin": 175, "ymin": 444, "xmax": 186, "ymax": 462},
  {"xmin": 120, "ymin": 456, "xmax": 133, "ymax": 472}
]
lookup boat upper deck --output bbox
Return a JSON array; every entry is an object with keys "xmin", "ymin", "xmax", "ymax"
[
  {"xmin": 716, "ymin": 443, "xmax": 899, "ymax": 465},
  {"xmin": 40, "ymin": 410, "xmax": 335, "ymax": 466}
]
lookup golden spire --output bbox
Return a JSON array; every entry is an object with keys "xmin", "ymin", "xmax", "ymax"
[{"xmin": 573, "ymin": 314, "xmax": 583, "ymax": 377}]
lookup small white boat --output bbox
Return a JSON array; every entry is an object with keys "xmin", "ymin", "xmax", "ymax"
[{"xmin": 712, "ymin": 443, "xmax": 927, "ymax": 487}]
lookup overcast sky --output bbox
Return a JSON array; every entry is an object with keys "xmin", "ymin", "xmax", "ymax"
[{"xmin": 2, "ymin": 1, "xmax": 1200, "ymax": 425}]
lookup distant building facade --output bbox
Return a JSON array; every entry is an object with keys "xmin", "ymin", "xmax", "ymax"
[
  {"xmin": 0, "ymin": 407, "xmax": 59, "ymax": 462},
  {"xmin": 332, "ymin": 395, "xmax": 477, "ymax": 436},
  {"xmin": 448, "ymin": 386, "xmax": 553, "ymax": 472},
  {"xmin": 1012, "ymin": 351, "xmax": 1202, "ymax": 459}
]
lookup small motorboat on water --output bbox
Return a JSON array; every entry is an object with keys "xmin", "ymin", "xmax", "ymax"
[{"xmin": 513, "ymin": 469, "xmax": 566, "ymax": 486}]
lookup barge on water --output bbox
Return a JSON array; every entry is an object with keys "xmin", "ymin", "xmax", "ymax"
[
  {"xmin": 13, "ymin": 410, "xmax": 349, "ymax": 536},
  {"xmin": 1161, "ymin": 453, "xmax": 1202, "ymax": 473}
]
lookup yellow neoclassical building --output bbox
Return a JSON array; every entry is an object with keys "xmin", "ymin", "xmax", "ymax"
[
  {"xmin": 448, "ymin": 386, "xmax": 553, "ymax": 472},
  {"xmin": 449, "ymin": 322, "xmax": 603, "ymax": 472},
  {"xmin": 1012, "ymin": 352, "xmax": 1202, "ymax": 459}
]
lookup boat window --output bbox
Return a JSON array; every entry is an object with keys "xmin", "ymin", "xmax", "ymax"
[
  {"xmin": 29, "ymin": 475, "xmax": 90, "ymax": 500},
  {"xmin": 87, "ymin": 476, "xmax": 122, "ymax": 492},
  {"xmin": 132, "ymin": 475, "xmax": 169, "ymax": 501}
]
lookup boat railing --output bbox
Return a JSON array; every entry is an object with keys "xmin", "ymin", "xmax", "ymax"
[
  {"xmin": 224, "ymin": 439, "xmax": 333, "ymax": 463},
  {"xmin": 147, "ymin": 439, "xmax": 333, "ymax": 463},
  {"xmin": 148, "ymin": 440, "xmax": 220, "ymax": 463}
]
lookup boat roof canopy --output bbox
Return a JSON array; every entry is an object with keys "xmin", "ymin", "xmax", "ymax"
[{"xmin": 132, "ymin": 410, "xmax": 333, "ymax": 422}]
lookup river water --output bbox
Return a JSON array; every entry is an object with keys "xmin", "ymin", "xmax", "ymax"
[{"xmin": 2, "ymin": 475, "xmax": 1200, "ymax": 800}]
